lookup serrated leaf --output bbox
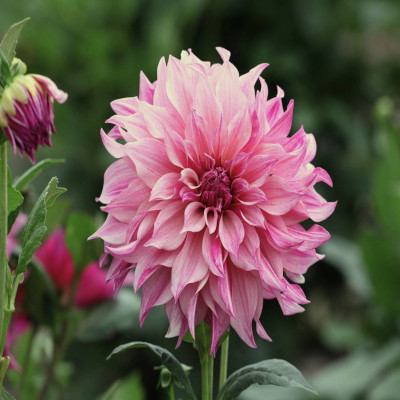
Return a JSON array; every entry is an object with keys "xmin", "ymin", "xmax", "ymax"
[
  {"xmin": 65, "ymin": 212, "xmax": 99, "ymax": 271},
  {"xmin": 1, "ymin": 386, "xmax": 16, "ymax": 400},
  {"xmin": 0, "ymin": 18, "xmax": 30, "ymax": 65},
  {"xmin": 107, "ymin": 341, "xmax": 196, "ymax": 400},
  {"xmin": 13, "ymin": 158, "xmax": 65, "ymax": 191},
  {"xmin": 217, "ymin": 359, "xmax": 317, "ymax": 400},
  {"xmin": 17, "ymin": 177, "xmax": 66, "ymax": 274}
]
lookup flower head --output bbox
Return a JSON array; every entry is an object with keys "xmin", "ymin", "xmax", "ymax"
[
  {"xmin": 0, "ymin": 59, "xmax": 67, "ymax": 162},
  {"xmin": 92, "ymin": 48, "xmax": 336, "ymax": 353},
  {"xmin": 35, "ymin": 229, "xmax": 113, "ymax": 308}
]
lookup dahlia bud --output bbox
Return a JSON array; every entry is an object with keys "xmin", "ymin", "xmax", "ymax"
[{"xmin": 0, "ymin": 58, "xmax": 67, "ymax": 162}]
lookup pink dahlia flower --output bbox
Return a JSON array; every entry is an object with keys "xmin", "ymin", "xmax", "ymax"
[
  {"xmin": 35, "ymin": 229, "xmax": 113, "ymax": 308},
  {"xmin": 0, "ymin": 61, "xmax": 67, "ymax": 162},
  {"xmin": 92, "ymin": 48, "xmax": 336, "ymax": 353}
]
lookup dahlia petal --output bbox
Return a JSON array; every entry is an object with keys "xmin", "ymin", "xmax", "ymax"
[
  {"xmin": 202, "ymin": 231, "xmax": 224, "ymax": 277},
  {"xmin": 256, "ymin": 320, "xmax": 272, "ymax": 341},
  {"xmin": 222, "ymin": 107, "xmax": 252, "ymax": 161},
  {"xmin": 164, "ymin": 129, "xmax": 189, "ymax": 168},
  {"xmin": 100, "ymin": 129, "xmax": 125, "ymax": 158},
  {"xmin": 88, "ymin": 215, "xmax": 127, "ymax": 245},
  {"xmin": 98, "ymin": 157, "xmax": 135, "ymax": 204},
  {"xmin": 179, "ymin": 284, "xmax": 199, "ymax": 338},
  {"xmin": 219, "ymin": 210, "xmax": 245, "ymax": 257},
  {"xmin": 145, "ymin": 201, "xmax": 185, "ymax": 250},
  {"xmin": 140, "ymin": 267, "xmax": 173, "ymax": 325},
  {"xmin": 193, "ymin": 76, "xmax": 221, "ymax": 135},
  {"xmin": 240, "ymin": 205, "xmax": 265, "ymax": 227},
  {"xmin": 230, "ymin": 225, "xmax": 260, "ymax": 272},
  {"xmin": 182, "ymin": 202, "xmax": 206, "ymax": 233},
  {"xmin": 125, "ymin": 138, "xmax": 175, "ymax": 187},
  {"xmin": 259, "ymin": 175, "xmax": 301, "ymax": 215},
  {"xmin": 258, "ymin": 254, "xmax": 286, "ymax": 291},
  {"xmin": 32, "ymin": 74, "xmax": 68, "ymax": 103},
  {"xmin": 139, "ymin": 71, "xmax": 155, "ymax": 104},
  {"xmin": 102, "ymin": 180, "xmax": 150, "ymax": 223},
  {"xmin": 185, "ymin": 111, "xmax": 211, "ymax": 163},
  {"xmin": 216, "ymin": 47, "xmax": 231, "ymax": 62},
  {"xmin": 110, "ymin": 97, "xmax": 139, "ymax": 116},
  {"xmin": 211, "ymin": 306, "xmax": 230, "ymax": 355},
  {"xmin": 218, "ymin": 265, "xmax": 235, "ymax": 316},
  {"xmin": 266, "ymin": 99, "xmax": 294, "ymax": 141},
  {"xmin": 166, "ymin": 56, "xmax": 193, "ymax": 120},
  {"xmin": 180, "ymin": 168, "xmax": 200, "ymax": 189},
  {"xmin": 150, "ymin": 172, "xmax": 181, "ymax": 201},
  {"xmin": 230, "ymin": 268, "xmax": 259, "ymax": 347},
  {"xmin": 171, "ymin": 233, "xmax": 208, "ymax": 298},
  {"xmin": 239, "ymin": 63, "xmax": 269, "ymax": 104},
  {"xmin": 204, "ymin": 207, "xmax": 218, "ymax": 234},
  {"xmin": 241, "ymin": 154, "xmax": 276, "ymax": 187}
]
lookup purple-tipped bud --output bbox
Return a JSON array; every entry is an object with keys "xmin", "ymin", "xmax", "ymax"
[{"xmin": 0, "ymin": 61, "xmax": 67, "ymax": 162}]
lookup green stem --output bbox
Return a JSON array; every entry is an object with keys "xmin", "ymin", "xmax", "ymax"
[
  {"xmin": 198, "ymin": 323, "xmax": 213, "ymax": 400},
  {"xmin": 168, "ymin": 385, "xmax": 175, "ymax": 400},
  {"xmin": 218, "ymin": 335, "xmax": 229, "ymax": 390},
  {"xmin": 0, "ymin": 309, "xmax": 11, "ymax": 356},
  {"xmin": 0, "ymin": 141, "xmax": 8, "ymax": 362}
]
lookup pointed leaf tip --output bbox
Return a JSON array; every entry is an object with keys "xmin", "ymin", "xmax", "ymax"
[{"xmin": 0, "ymin": 18, "xmax": 30, "ymax": 65}]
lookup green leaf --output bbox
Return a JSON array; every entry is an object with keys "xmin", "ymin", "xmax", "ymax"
[
  {"xmin": 99, "ymin": 372, "xmax": 145, "ymax": 400},
  {"xmin": 17, "ymin": 177, "xmax": 66, "ymax": 274},
  {"xmin": 7, "ymin": 185, "xmax": 23, "ymax": 217},
  {"xmin": 65, "ymin": 212, "xmax": 100, "ymax": 271},
  {"xmin": 107, "ymin": 341, "xmax": 196, "ymax": 400},
  {"xmin": 1, "ymin": 387, "xmax": 16, "ymax": 400},
  {"xmin": 23, "ymin": 259, "xmax": 56, "ymax": 327},
  {"xmin": 13, "ymin": 158, "xmax": 65, "ymax": 191},
  {"xmin": 217, "ymin": 359, "xmax": 317, "ymax": 400},
  {"xmin": 0, "ymin": 18, "xmax": 30, "ymax": 65}
]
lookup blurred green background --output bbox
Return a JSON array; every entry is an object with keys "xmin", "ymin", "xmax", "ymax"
[{"xmin": 2, "ymin": 0, "xmax": 400, "ymax": 399}]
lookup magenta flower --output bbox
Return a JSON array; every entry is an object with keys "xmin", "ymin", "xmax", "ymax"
[
  {"xmin": 35, "ymin": 229, "xmax": 113, "ymax": 308},
  {"xmin": 0, "ymin": 65, "xmax": 67, "ymax": 162},
  {"xmin": 92, "ymin": 48, "xmax": 336, "ymax": 353}
]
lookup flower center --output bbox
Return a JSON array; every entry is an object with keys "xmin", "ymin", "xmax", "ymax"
[{"xmin": 199, "ymin": 167, "xmax": 232, "ymax": 211}]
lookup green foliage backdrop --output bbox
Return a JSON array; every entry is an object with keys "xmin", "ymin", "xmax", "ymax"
[{"xmin": 2, "ymin": 0, "xmax": 400, "ymax": 399}]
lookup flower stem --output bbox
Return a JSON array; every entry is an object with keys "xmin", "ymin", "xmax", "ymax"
[
  {"xmin": 168, "ymin": 385, "xmax": 176, "ymax": 400},
  {"xmin": 197, "ymin": 323, "xmax": 214, "ymax": 400},
  {"xmin": 0, "ymin": 141, "xmax": 8, "ymax": 360},
  {"xmin": 218, "ymin": 335, "xmax": 229, "ymax": 390}
]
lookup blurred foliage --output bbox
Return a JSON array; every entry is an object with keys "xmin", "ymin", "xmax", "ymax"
[{"xmin": 2, "ymin": 0, "xmax": 400, "ymax": 399}]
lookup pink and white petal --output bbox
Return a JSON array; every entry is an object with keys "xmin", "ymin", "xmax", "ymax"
[
  {"xmin": 164, "ymin": 129, "xmax": 189, "ymax": 168},
  {"xmin": 150, "ymin": 172, "xmax": 181, "ymax": 201},
  {"xmin": 211, "ymin": 306, "xmax": 230, "ymax": 355},
  {"xmin": 110, "ymin": 97, "xmax": 139, "ymax": 115},
  {"xmin": 139, "ymin": 71, "xmax": 155, "ymax": 104},
  {"xmin": 219, "ymin": 210, "xmax": 245, "ymax": 257},
  {"xmin": 100, "ymin": 129, "xmax": 125, "ymax": 158},
  {"xmin": 145, "ymin": 201, "xmax": 186, "ymax": 250},
  {"xmin": 241, "ymin": 154, "xmax": 276, "ymax": 187},
  {"xmin": 182, "ymin": 202, "xmax": 206, "ymax": 233},
  {"xmin": 89, "ymin": 215, "xmax": 128, "ymax": 245},
  {"xmin": 204, "ymin": 207, "xmax": 218, "ymax": 234},
  {"xmin": 98, "ymin": 157, "xmax": 135, "ymax": 204},
  {"xmin": 230, "ymin": 268, "xmax": 259, "ymax": 348},
  {"xmin": 202, "ymin": 231, "xmax": 224, "ymax": 277},
  {"xmin": 171, "ymin": 233, "xmax": 209, "ymax": 298},
  {"xmin": 240, "ymin": 205, "xmax": 265, "ymax": 227},
  {"xmin": 125, "ymin": 138, "xmax": 176, "ymax": 187},
  {"xmin": 265, "ymin": 99, "xmax": 294, "ymax": 141},
  {"xmin": 140, "ymin": 267, "xmax": 173, "ymax": 325}
]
